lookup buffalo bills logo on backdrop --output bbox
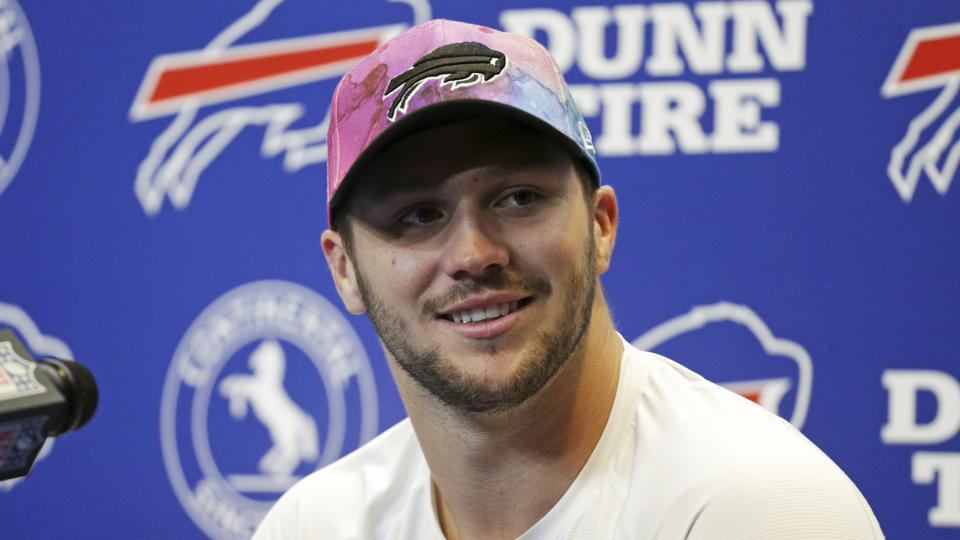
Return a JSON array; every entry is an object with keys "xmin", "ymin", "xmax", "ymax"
[
  {"xmin": 882, "ymin": 22, "xmax": 960, "ymax": 203},
  {"xmin": 0, "ymin": 302, "xmax": 73, "ymax": 493},
  {"xmin": 0, "ymin": 0, "xmax": 39, "ymax": 199},
  {"xmin": 160, "ymin": 281, "xmax": 378, "ymax": 540},
  {"xmin": 128, "ymin": 0, "xmax": 431, "ymax": 216},
  {"xmin": 633, "ymin": 301, "xmax": 813, "ymax": 429},
  {"xmin": 383, "ymin": 42, "xmax": 507, "ymax": 121}
]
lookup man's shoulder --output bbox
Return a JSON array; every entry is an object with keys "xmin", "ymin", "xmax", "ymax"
[
  {"xmin": 622, "ymin": 343, "xmax": 820, "ymax": 461},
  {"xmin": 252, "ymin": 418, "xmax": 431, "ymax": 539},
  {"xmin": 619, "ymin": 344, "xmax": 883, "ymax": 537},
  {"xmin": 617, "ymin": 345, "xmax": 842, "ymax": 493},
  {"xmin": 652, "ymin": 460, "xmax": 885, "ymax": 538}
]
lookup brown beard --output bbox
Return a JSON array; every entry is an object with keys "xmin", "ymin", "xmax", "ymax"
[{"xmin": 353, "ymin": 231, "xmax": 597, "ymax": 414}]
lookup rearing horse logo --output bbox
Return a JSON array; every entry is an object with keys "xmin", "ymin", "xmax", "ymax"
[{"xmin": 219, "ymin": 339, "xmax": 319, "ymax": 477}]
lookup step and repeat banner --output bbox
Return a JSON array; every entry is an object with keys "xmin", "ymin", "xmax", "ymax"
[{"xmin": 1, "ymin": 0, "xmax": 958, "ymax": 538}]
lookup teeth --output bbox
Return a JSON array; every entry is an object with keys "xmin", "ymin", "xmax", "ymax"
[{"xmin": 448, "ymin": 301, "xmax": 521, "ymax": 323}]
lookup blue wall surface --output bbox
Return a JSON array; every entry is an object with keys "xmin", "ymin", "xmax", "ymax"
[{"xmin": 1, "ymin": 1, "xmax": 958, "ymax": 537}]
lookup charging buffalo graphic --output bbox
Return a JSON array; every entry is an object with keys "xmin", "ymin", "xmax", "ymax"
[
  {"xmin": 128, "ymin": 0, "xmax": 431, "ymax": 217},
  {"xmin": 384, "ymin": 41, "xmax": 506, "ymax": 121},
  {"xmin": 882, "ymin": 22, "xmax": 960, "ymax": 202}
]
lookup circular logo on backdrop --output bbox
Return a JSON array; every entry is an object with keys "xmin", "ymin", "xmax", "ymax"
[
  {"xmin": 0, "ymin": 0, "xmax": 40, "ymax": 198},
  {"xmin": 160, "ymin": 280, "xmax": 378, "ymax": 540}
]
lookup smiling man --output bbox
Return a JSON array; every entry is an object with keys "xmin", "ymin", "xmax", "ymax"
[{"xmin": 253, "ymin": 19, "xmax": 883, "ymax": 539}]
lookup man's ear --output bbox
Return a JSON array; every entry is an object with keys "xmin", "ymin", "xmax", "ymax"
[
  {"xmin": 321, "ymin": 229, "xmax": 367, "ymax": 315},
  {"xmin": 593, "ymin": 185, "xmax": 618, "ymax": 275}
]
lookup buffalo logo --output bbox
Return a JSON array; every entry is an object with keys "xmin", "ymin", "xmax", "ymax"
[
  {"xmin": 633, "ymin": 302, "xmax": 813, "ymax": 429},
  {"xmin": 160, "ymin": 280, "xmax": 378, "ymax": 539},
  {"xmin": 128, "ymin": 0, "xmax": 431, "ymax": 216},
  {"xmin": 384, "ymin": 42, "xmax": 506, "ymax": 121},
  {"xmin": 882, "ymin": 22, "xmax": 960, "ymax": 203}
]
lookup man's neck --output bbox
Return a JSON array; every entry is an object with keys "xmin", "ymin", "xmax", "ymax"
[{"xmin": 396, "ymin": 307, "xmax": 623, "ymax": 540}]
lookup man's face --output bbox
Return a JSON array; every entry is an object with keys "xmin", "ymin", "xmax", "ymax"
[{"xmin": 330, "ymin": 119, "xmax": 600, "ymax": 413}]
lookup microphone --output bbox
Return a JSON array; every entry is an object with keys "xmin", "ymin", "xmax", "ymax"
[{"xmin": 0, "ymin": 328, "xmax": 98, "ymax": 480}]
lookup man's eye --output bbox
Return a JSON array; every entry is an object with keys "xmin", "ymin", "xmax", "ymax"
[
  {"xmin": 398, "ymin": 207, "xmax": 443, "ymax": 226},
  {"xmin": 501, "ymin": 189, "xmax": 541, "ymax": 207}
]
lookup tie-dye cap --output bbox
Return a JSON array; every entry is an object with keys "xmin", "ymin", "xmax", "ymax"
[{"xmin": 326, "ymin": 18, "xmax": 600, "ymax": 223}]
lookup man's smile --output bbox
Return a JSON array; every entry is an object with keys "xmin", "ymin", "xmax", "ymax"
[
  {"xmin": 434, "ymin": 294, "xmax": 536, "ymax": 339},
  {"xmin": 438, "ymin": 297, "xmax": 534, "ymax": 324}
]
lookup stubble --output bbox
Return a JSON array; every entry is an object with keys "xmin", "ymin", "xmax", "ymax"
[{"xmin": 354, "ymin": 234, "xmax": 597, "ymax": 414}]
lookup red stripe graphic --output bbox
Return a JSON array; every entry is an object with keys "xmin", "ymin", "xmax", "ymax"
[
  {"xmin": 900, "ymin": 34, "xmax": 960, "ymax": 82},
  {"xmin": 148, "ymin": 39, "xmax": 380, "ymax": 104}
]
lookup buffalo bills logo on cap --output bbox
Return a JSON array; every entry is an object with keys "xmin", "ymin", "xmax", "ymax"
[{"xmin": 383, "ymin": 41, "xmax": 507, "ymax": 121}]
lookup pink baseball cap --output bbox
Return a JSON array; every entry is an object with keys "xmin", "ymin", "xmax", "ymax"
[{"xmin": 326, "ymin": 18, "xmax": 600, "ymax": 223}]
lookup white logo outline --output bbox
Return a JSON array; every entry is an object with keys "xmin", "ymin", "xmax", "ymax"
[
  {"xmin": 129, "ymin": 0, "xmax": 431, "ymax": 217},
  {"xmin": 160, "ymin": 280, "xmax": 378, "ymax": 540},
  {"xmin": 633, "ymin": 301, "xmax": 813, "ymax": 429},
  {"xmin": 882, "ymin": 22, "xmax": 960, "ymax": 203},
  {"xmin": 0, "ymin": 0, "xmax": 40, "ymax": 199}
]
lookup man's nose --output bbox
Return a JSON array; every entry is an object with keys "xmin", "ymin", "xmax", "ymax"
[{"xmin": 440, "ymin": 212, "xmax": 509, "ymax": 280}]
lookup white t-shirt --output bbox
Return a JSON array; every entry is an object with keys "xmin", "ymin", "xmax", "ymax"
[{"xmin": 253, "ymin": 340, "xmax": 883, "ymax": 539}]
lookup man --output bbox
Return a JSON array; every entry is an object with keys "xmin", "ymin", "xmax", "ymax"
[{"xmin": 254, "ymin": 19, "xmax": 883, "ymax": 539}]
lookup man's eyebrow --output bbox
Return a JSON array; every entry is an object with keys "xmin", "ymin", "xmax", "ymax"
[
  {"xmin": 361, "ymin": 176, "xmax": 438, "ymax": 203},
  {"xmin": 357, "ymin": 161, "xmax": 545, "ymax": 203}
]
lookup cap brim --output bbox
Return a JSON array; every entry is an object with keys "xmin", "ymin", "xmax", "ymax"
[{"xmin": 328, "ymin": 99, "xmax": 601, "ymax": 220}]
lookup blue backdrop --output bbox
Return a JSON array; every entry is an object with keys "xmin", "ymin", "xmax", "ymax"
[{"xmin": 2, "ymin": 1, "xmax": 958, "ymax": 537}]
